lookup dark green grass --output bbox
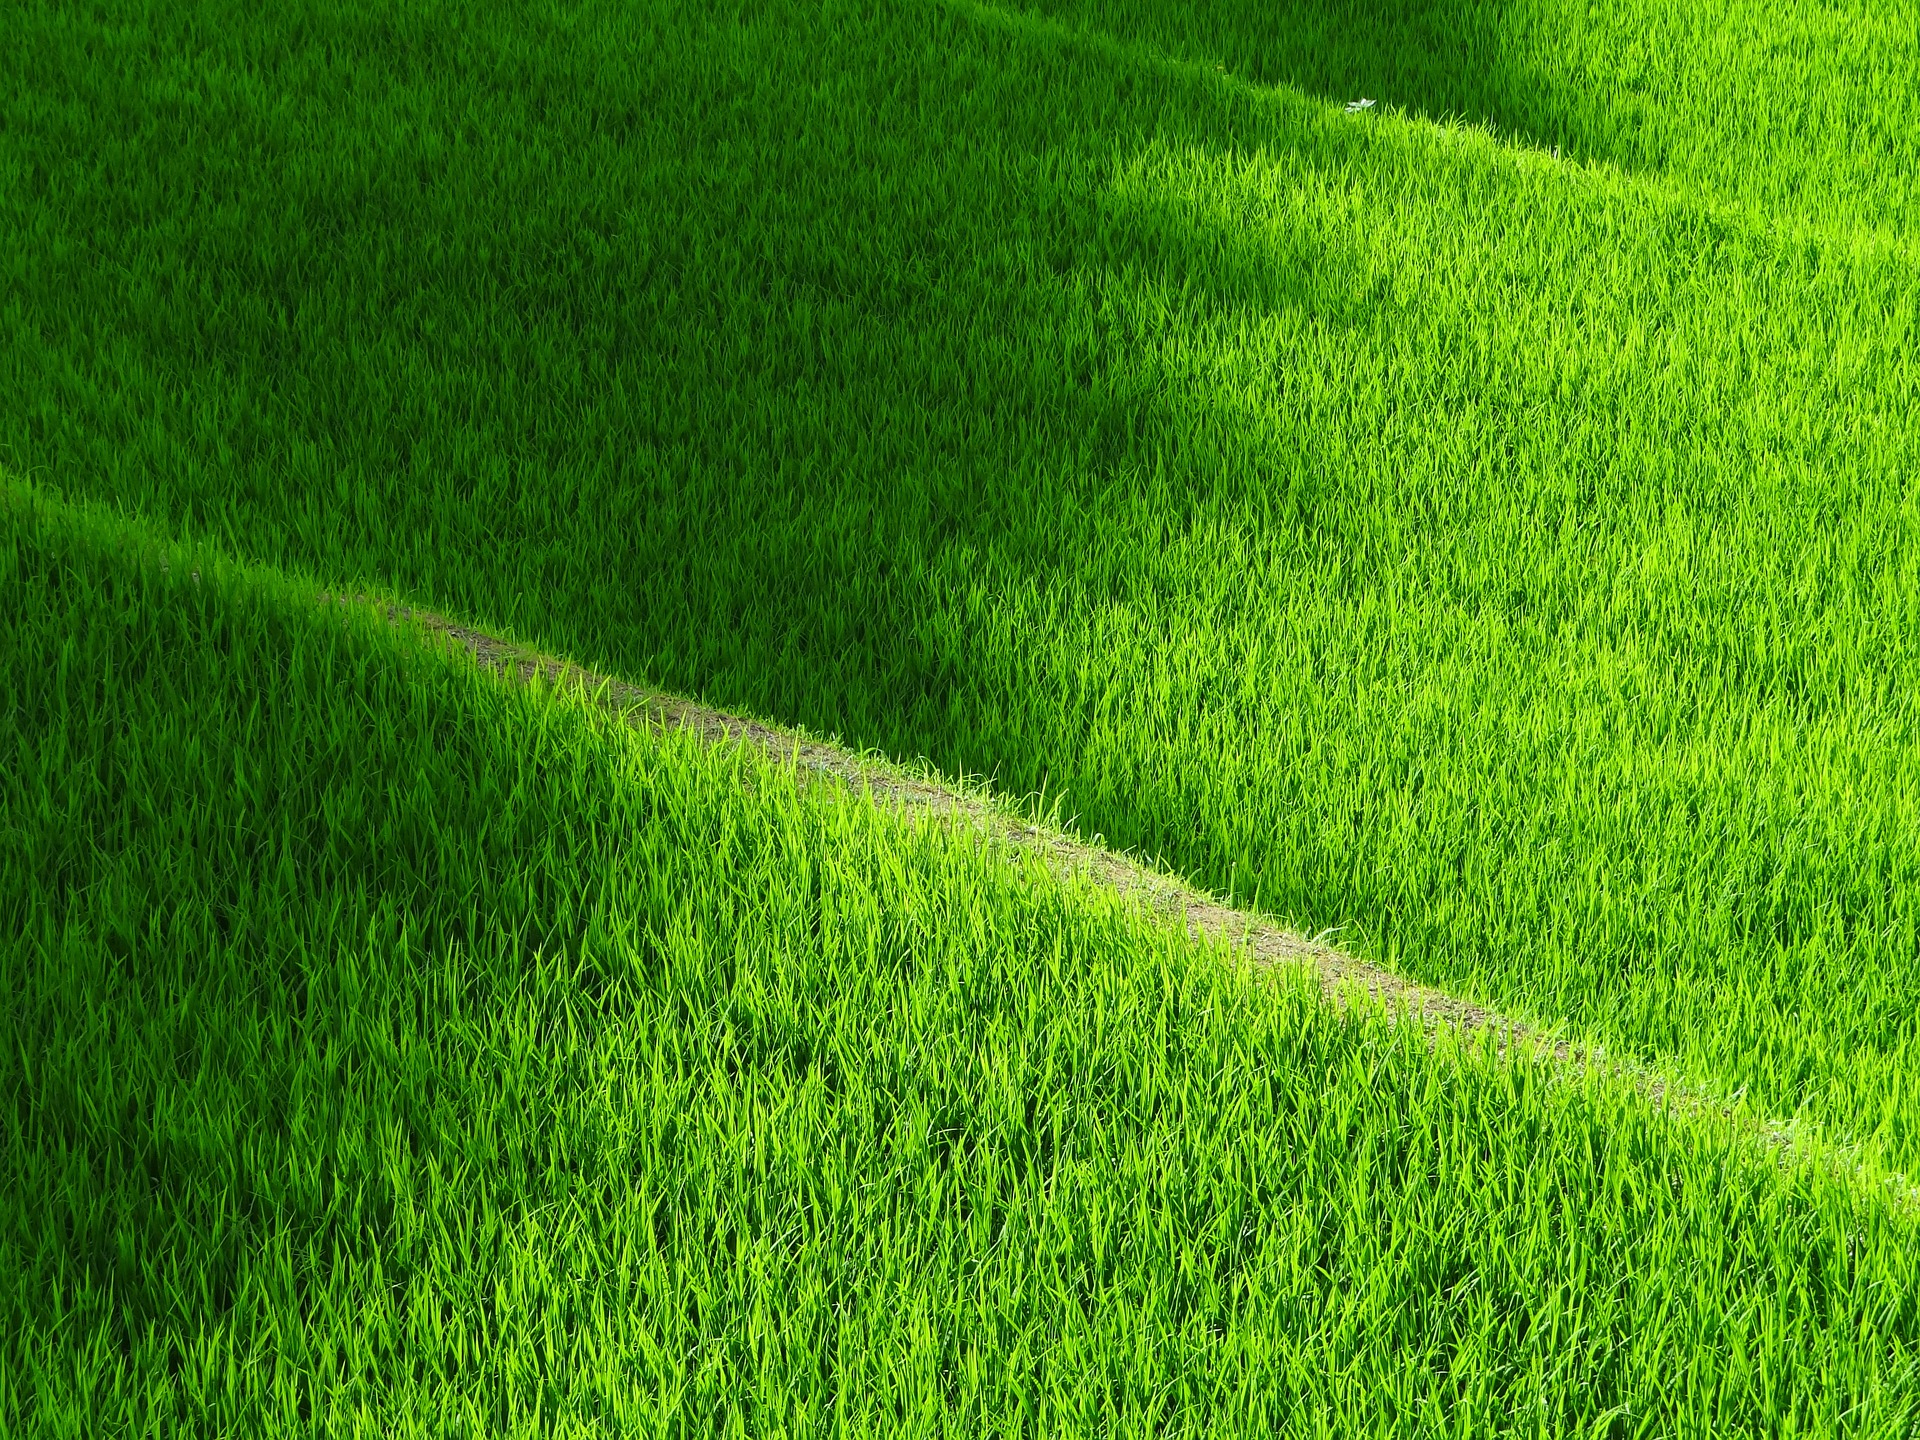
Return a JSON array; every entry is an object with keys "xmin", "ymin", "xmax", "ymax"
[
  {"xmin": 8, "ymin": 493, "xmax": 1920, "ymax": 1435},
  {"xmin": 5, "ymin": 0, "xmax": 1920, "ymax": 1174}
]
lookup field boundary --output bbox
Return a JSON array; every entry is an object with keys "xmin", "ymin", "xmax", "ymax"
[{"xmin": 361, "ymin": 596, "xmax": 1920, "ymax": 1209}]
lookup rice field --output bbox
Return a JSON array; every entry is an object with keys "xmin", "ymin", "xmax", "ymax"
[
  {"xmin": 6, "ymin": 0, "xmax": 1920, "ymax": 1429},
  {"xmin": 5, "ymin": 490, "xmax": 1920, "ymax": 1435}
]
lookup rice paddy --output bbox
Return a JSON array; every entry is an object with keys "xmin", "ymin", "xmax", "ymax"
[
  {"xmin": 6, "ymin": 0, "xmax": 1920, "ymax": 1429},
  {"xmin": 6, "ymin": 490, "xmax": 1920, "ymax": 1435}
]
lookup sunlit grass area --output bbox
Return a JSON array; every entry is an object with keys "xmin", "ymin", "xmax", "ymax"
[
  {"xmin": 1004, "ymin": 0, "xmax": 1920, "ymax": 230},
  {"xmin": 7, "ymin": 0, "xmax": 1920, "ymax": 1426},
  {"xmin": 6, "ymin": 492, "xmax": 1920, "ymax": 1434},
  {"xmin": 9, "ymin": 0, "xmax": 1918, "ymax": 1167}
]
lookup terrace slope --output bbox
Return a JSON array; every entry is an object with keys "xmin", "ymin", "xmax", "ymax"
[
  {"xmin": 7, "ymin": 488, "xmax": 1920, "ymax": 1434},
  {"xmin": 5, "ymin": 0, "xmax": 1920, "ymax": 1167}
]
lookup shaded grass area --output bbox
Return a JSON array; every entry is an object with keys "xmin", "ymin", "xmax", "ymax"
[
  {"xmin": 4, "ymin": 0, "xmax": 1920, "ymax": 1177},
  {"xmin": 6, "ymin": 494, "xmax": 1920, "ymax": 1435}
]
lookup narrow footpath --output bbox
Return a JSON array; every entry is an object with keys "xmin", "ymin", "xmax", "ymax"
[{"xmin": 380, "ymin": 597, "xmax": 1916, "ymax": 1212}]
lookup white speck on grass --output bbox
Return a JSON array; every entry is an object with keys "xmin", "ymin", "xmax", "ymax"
[{"xmin": 1345, "ymin": 97, "xmax": 1376, "ymax": 113}]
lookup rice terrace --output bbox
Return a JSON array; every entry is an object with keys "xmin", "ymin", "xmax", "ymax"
[{"xmin": 8, "ymin": 0, "xmax": 1920, "ymax": 1433}]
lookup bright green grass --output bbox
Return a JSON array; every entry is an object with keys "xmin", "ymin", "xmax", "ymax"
[
  {"xmin": 5, "ymin": 0, "xmax": 1920, "ymax": 1174},
  {"xmin": 7, "ymin": 493, "xmax": 1920, "ymax": 1436},
  {"xmin": 1006, "ymin": 0, "xmax": 1920, "ymax": 233}
]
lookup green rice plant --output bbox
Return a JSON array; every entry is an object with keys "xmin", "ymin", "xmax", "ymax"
[
  {"xmin": 996, "ymin": 0, "xmax": 1920, "ymax": 232},
  {"xmin": 4, "ymin": 0, "xmax": 1920, "ymax": 1172},
  {"xmin": 6, "ymin": 490, "xmax": 1920, "ymax": 1436}
]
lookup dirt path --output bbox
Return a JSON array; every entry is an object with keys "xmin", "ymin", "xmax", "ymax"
[{"xmin": 390, "ymin": 601, "xmax": 1915, "ymax": 1208}]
